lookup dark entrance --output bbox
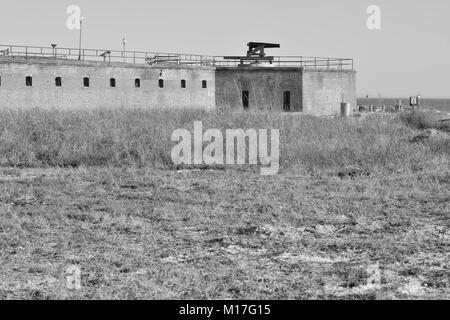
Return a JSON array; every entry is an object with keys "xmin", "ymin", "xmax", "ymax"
[
  {"xmin": 242, "ymin": 91, "xmax": 249, "ymax": 109},
  {"xmin": 283, "ymin": 91, "xmax": 291, "ymax": 111}
]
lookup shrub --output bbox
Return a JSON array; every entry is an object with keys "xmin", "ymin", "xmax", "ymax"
[{"xmin": 399, "ymin": 110, "xmax": 450, "ymax": 132}]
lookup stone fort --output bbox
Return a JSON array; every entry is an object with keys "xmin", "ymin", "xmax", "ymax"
[{"xmin": 0, "ymin": 43, "xmax": 356, "ymax": 115}]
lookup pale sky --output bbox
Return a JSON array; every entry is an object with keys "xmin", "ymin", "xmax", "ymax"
[{"xmin": 1, "ymin": 0, "xmax": 449, "ymax": 98}]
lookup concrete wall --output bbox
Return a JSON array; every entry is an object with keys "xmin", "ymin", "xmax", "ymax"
[
  {"xmin": 215, "ymin": 67, "xmax": 357, "ymax": 115},
  {"xmin": 302, "ymin": 69, "xmax": 357, "ymax": 116},
  {"xmin": 0, "ymin": 57, "xmax": 357, "ymax": 116},
  {"xmin": 215, "ymin": 67, "xmax": 303, "ymax": 112},
  {"xmin": 0, "ymin": 57, "xmax": 216, "ymax": 110}
]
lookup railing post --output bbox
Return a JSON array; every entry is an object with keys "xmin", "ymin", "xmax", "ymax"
[{"xmin": 133, "ymin": 51, "xmax": 136, "ymax": 64}]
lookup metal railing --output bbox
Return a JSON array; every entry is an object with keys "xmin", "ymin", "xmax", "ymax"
[
  {"xmin": 215, "ymin": 56, "xmax": 354, "ymax": 70},
  {"xmin": 0, "ymin": 44, "xmax": 354, "ymax": 70}
]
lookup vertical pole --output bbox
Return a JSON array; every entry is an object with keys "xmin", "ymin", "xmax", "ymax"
[
  {"xmin": 78, "ymin": 19, "xmax": 83, "ymax": 60},
  {"xmin": 122, "ymin": 37, "xmax": 127, "ymax": 63}
]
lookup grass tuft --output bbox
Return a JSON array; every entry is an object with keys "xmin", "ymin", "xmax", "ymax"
[{"xmin": 0, "ymin": 108, "xmax": 448, "ymax": 174}]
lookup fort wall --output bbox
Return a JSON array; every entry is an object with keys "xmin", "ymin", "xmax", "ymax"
[
  {"xmin": 302, "ymin": 69, "xmax": 357, "ymax": 115},
  {"xmin": 0, "ymin": 57, "xmax": 216, "ymax": 110},
  {"xmin": 215, "ymin": 67, "xmax": 303, "ymax": 112},
  {"xmin": 0, "ymin": 57, "xmax": 356, "ymax": 116}
]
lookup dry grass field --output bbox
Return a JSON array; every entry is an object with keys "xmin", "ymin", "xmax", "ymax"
[{"xmin": 0, "ymin": 109, "xmax": 448, "ymax": 299}]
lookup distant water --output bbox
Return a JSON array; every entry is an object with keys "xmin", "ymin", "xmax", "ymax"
[{"xmin": 357, "ymin": 98, "xmax": 450, "ymax": 113}]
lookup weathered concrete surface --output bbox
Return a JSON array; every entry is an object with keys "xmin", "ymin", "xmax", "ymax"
[
  {"xmin": 0, "ymin": 57, "xmax": 356, "ymax": 115},
  {"xmin": 215, "ymin": 67, "xmax": 357, "ymax": 115},
  {"xmin": 302, "ymin": 69, "xmax": 357, "ymax": 116},
  {"xmin": 215, "ymin": 67, "xmax": 303, "ymax": 112},
  {"xmin": 0, "ymin": 57, "xmax": 216, "ymax": 110}
]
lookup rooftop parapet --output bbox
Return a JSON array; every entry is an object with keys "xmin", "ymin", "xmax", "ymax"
[{"xmin": 0, "ymin": 44, "xmax": 354, "ymax": 71}]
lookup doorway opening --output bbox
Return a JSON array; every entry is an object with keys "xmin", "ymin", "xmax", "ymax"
[
  {"xmin": 283, "ymin": 91, "xmax": 291, "ymax": 112},
  {"xmin": 242, "ymin": 91, "xmax": 249, "ymax": 109}
]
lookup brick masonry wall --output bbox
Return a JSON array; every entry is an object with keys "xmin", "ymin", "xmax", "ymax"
[
  {"xmin": 0, "ymin": 57, "xmax": 216, "ymax": 110},
  {"xmin": 302, "ymin": 69, "xmax": 357, "ymax": 116}
]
